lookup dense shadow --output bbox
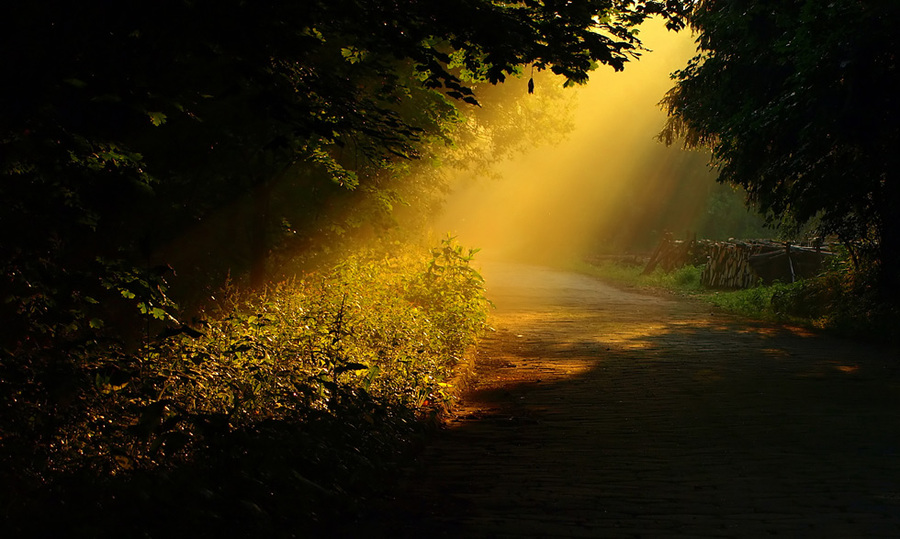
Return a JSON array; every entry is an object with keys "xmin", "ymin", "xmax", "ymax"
[
  {"xmin": 339, "ymin": 263, "xmax": 900, "ymax": 537},
  {"xmin": 3, "ymin": 398, "xmax": 431, "ymax": 539},
  {"xmin": 13, "ymin": 262, "xmax": 897, "ymax": 538}
]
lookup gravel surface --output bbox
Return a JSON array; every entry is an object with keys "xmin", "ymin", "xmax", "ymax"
[{"xmin": 341, "ymin": 261, "xmax": 900, "ymax": 538}]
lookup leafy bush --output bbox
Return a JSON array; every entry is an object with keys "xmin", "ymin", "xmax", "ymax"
[
  {"xmin": 770, "ymin": 259, "xmax": 900, "ymax": 340},
  {"xmin": 708, "ymin": 282, "xmax": 793, "ymax": 320},
  {"xmin": 1, "ymin": 239, "xmax": 490, "ymax": 535}
]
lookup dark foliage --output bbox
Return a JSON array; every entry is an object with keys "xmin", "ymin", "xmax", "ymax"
[
  {"xmin": 0, "ymin": 1, "xmax": 694, "ymax": 533},
  {"xmin": 1, "ymin": 0, "xmax": 691, "ymax": 350},
  {"xmin": 5, "ymin": 394, "xmax": 427, "ymax": 538},
  {"xmin": 660, "ymin": 0, "xmax": 900, "ymax": 303}
]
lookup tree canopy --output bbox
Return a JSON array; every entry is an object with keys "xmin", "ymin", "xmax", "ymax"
[
  {"xmin": 660, "ymin": 0, "xmax": 900, "ymax": 300},
  {"xmin": 1, "ymin": 1, "xmax": 692, "ymax": 349}
]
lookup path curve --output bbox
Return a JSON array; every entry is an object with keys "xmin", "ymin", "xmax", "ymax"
[{"xmin": 348, "ymin": 262, "xmax": 900, "ymax": 537}]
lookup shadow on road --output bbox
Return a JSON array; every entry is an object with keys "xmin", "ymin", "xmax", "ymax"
[{"xmin": 342, "ymin": 262, "xmax": 900, "ymax": 538}]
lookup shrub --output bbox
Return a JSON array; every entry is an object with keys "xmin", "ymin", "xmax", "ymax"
[
  {"xmin": 1, "ymin": 239, "xmax": 490, "ymax": 534},
  {"xmin": 708, "ymin": 282, "xmax": 791, "ymax": 319}
]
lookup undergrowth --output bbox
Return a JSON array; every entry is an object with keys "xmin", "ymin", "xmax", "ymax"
[
  {"xmin": 1, "ymin": 238, "xmax": 490, "ymax": 537},
  {"xmin": 569, "ymin": 260, "xmax": 704, "ymax": 294},
  {"xmin": 574, "ymin": 258, "xmax": 899, "ymax": 343}
]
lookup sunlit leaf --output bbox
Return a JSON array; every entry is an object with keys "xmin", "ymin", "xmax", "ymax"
[{"xmin": 147, "ymin": 111, "xmax": 168, "ymax": 126}]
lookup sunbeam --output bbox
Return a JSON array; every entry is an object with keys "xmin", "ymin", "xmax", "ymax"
[{"xmin": 435, "ymin": 19, "xmax": 732, "ymax": 263}]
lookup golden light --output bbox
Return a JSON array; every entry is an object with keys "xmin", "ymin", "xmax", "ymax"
[{"xmin": 434, "ymin": 19, "xmax": 714, "ymax": 263}]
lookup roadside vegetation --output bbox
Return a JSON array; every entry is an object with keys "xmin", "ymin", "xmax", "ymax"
[
  {"xmin": 3, "ymin": 3, "xmax": 695, "ymax": 535},
  {"xmin": 575, "ymin": 255, "xmax": 899, "ymax": 344},
  {"xmin": 661, "ymin": 0, "xmax": 900, "ymax": 306},
  {"xmin": 1, "ymin": 238, "xmax": 490, "ymax": 537}
]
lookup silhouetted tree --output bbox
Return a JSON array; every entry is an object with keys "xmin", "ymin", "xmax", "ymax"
[{"xmin": 660, "ymin": 0, "xmax": 900, "ymax": 301}]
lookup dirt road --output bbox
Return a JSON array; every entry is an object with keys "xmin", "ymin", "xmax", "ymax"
[{"xmin": 347, "ymin": 262, "xmax": 900, "ymax": 537}]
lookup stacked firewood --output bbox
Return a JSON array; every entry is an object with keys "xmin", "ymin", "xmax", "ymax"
[
  {"xmin": 699, "ymin": 240, "xmax": 833, "ymax": 289},
  {"xmin": 643, "ymin": 235, "xmax": 834, "ymax": 289},
  {"xmin": 641, "ymin": 232, "xmax": 698, "ymax": 275},
  {"xmin": 700, "ymin": 241, "xmax": 762, "ymax": 288}
]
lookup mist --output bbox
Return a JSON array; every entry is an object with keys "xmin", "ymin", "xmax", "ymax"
[{"xmin": 434, "ymin": 21, "xmax": 763, "ymax": 263}]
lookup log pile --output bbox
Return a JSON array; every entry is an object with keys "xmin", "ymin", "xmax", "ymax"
[
  {"xmin": 700, "ymin": 241, "xmax": 762, "ymax": 288},
  {"xmin": 643, "ymin": 235, "xmax": 835, "ymax": 289},
  {"xmin": 700, "ymin": 240, "xmax": 834, "ymax": 289},
  {"xmin": 641, "ymin": 232, "xmax": 698, "ymax": 275}
]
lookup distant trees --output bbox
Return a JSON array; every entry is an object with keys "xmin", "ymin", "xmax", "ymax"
[{"xmin": 659, "ymin": 0, "xmax": 900, "ymax": 301}]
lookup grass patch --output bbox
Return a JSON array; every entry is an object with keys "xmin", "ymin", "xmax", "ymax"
[
  {"xmin": 573, "ymin": 258, "xmax": 900, "ymax": 344},
  {"xmin": 572, "ymin": 258, "xmax": 807, "ymax": 323},
  {"xmin": 572, "ymin": 259, "xmax": 808, "ymax": 321},
  {"xmin": 568, "ymin": 259, "xmax": 704, "ymax": 294},
  {"xmin": 706, "ymin": 282, "xmax": 799, "ymax": 322}
]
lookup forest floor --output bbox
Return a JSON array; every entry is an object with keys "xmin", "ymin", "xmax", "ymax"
[{"xmin": 337, "ymin": 261, "xmax": 900, "ymax": 538}]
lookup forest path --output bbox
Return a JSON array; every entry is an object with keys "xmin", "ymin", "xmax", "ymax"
[{"xmin": 345, "ymin": 261, "xmax": 900, "ymax": 538}]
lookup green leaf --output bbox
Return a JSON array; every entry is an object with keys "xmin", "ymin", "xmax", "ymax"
[
  {"xmin": 340, "ymin": 47, "xmax": 368, "ymax": 64},
  {"xmin": 147, "ymin": 111, "xmax": 168, "ymax": 126}
]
